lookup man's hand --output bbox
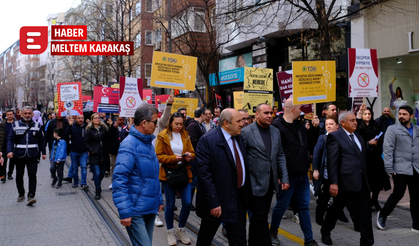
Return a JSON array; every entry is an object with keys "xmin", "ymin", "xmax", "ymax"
[
  {"xmin": 312, "ymin": 116, "xmax": 319, "ymax": 127},
  {"xmin": 329, "ymin": 184, "xmax": 338, "ymax": 197},
  {"xmin": 368, "ymin": 139, "xmax": 378, "ymax": 146},
  {"xmin": 120, "ymin": 217, "xmax": 132, "ymax": 227},
  {"xmin": 7, "ymin": 152, "xmax": 13, "ymax": 159},
  {"xmin": 42, "ymin": 155, "xmax": 47, "ymax": 160},
  {"xmin": 313, "ymin": 170, "xmax": 319, "ymax": 180},
  {"xmin": 158, "ymin": 205, "xmax": 164, "ymax": 212},
  {"xmin": 167, "ymin": 93, "xmax": 174, "ymax": 104},
  {"xmin": 281, "ymin": 183, "xmax": 290, "ymax": 190},
  {"xmin": 210, "ymin": 206, "xmax": 222, "ymax": 218}
]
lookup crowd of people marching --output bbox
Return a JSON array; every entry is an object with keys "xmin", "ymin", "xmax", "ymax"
[{"xmin": 0, "ymin": 97, "xmax": 418, "ymax": 246}]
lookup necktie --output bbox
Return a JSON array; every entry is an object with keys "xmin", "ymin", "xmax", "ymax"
[
  {"xmin": 349, "ymin": 134, "xmax": 360, "ymax": 151},
  {"xmin": 232, "ymin": 136, "xmax": 243, "ymax": 189}
]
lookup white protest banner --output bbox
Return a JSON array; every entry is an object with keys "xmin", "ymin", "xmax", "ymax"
[
  {"xmin": 348, "ymin": 48, "xmax": 378, "ymax": 97},
  {"xmin": 119, "ymin": 77, "xmax": 144, "ymax": 117}
]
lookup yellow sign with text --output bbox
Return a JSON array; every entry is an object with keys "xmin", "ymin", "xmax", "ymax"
[
  {"xmin": 244, "ymin": 67, "xmax": 274, "ymax": 92},
  {"xmin": 233, "ymin": 91, "xmax": 243, "ymax": 110},
  {"xmin": 292, "ymin": 61, "xmax": 336, "ymax": 105},
  {"xmin": 170, "ymin": 98, "xmax": 199, "ymax": 118},
  {"xmin": 243, "ymin": 93, "xmax": 273, "ymax": 115},
  {"xmin": 151, "ymin": 51, "xmax": 197, "ymax": 91}
]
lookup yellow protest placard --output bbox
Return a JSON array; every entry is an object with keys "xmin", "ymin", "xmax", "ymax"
[
  {"xmin": 233, "ymin": 91, "xmax": 243, "ymax": 110},
  {"xmin": 170, "ymin": 98, "xmax": 199, "ymax": 118},
  {"xmin": 242, "ymin": 67, "xmax": 274, "ymax": 115},
  {"xmin": 54, "ymin": 93, "xmax": 58, "ymax": 112},
  {"xmin": 292, "ymin": 61, "xmax": 336, "ymax": 105},
  {"xmin": 151, "ymin": 51, "xmax": 197, "ymax": 91}
]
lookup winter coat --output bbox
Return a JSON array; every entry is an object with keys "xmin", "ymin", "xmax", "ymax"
[
  {"xmin": 112, "ymin": 126, "xmax": 163, "ymax": 219},
  {"xmin": 155, "ymin": 129, "xmax": 195, "ymax": 182},
  {"xmin": 7, "ymin": 119, "xmax": 46, "ymax": 158},
  {"xmin": 185, "ymin": 118, "xmax": 205, "ymax": 150},
  {"xmin": 64, "ymin": 122, "xmax": 87, "ymax": 153},
  {"xmin": 50, "ymin": 138, "xmax": 67, "ymax": 162},
  {"xmin": 84, "ymin": 123, "xmax": 110, "ymax": 166}
]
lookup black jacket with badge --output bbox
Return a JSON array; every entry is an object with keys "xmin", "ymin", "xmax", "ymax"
[
  {"xmin": 7, "ymin": 119, "xmax": 46, "ymax": 158},
  {"xmin": 84, "ymin": 122, "xmax": 110, "ymax": 166}
]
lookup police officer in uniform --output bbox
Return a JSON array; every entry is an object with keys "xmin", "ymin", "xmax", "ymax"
[{"xmin": 7, "ymin": 106, "xmax": 46, "ymax": 206}]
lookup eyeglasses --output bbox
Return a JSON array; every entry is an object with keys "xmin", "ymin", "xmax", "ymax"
[
  {"xmin": 242, "ymin": 117, "xmax": 250, "ymax": 121},
  {"xmin": 147, "ymin": 119, "xmax": 158, "ymax": 126}
]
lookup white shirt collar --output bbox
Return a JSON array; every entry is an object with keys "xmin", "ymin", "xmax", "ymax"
[{"xmin": 221, "ymin": 127, "xmax": 233, "ymax": 141}]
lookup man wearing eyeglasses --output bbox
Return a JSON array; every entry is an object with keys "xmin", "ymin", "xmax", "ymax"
[{"xmin": 238, "ymin": 109, "xmax": 250, "ymax": 128}]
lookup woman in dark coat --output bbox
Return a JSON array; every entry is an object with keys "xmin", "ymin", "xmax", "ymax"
[
  {"xmin": 84, "ymin": 113, "xmax": 110, "ymax": 200},
  {"xmin": 356, "ymin": 105, "xmax": 391, "ymax": 211}
]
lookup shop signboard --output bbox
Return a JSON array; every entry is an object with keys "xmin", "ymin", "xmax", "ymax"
[
  {"xmin": 233, "ymin": 91, "xmax": 243, "ymax": 110},
  {"xmin": 243, "ymin": 67, "xmax": 274, "ymax": 115},
  {"xmin": 276, "ymin": 71, "xmax": 313, "ymax": 114},
  {"xmin": 93, "ymin": 86, "xmax": 119, "ymax": 113},
  {"xmin": 150, "ymin": 51, "xmax": 197, "ymax": 90},
  {"xmin": 119, "ymin": 77, "xmax": 144, "ymax": 117},
  {"xmin": 209, "ymin": 68, "xmax": 245, "ymax": 86},
  {"xmin": 57, "ymin": 82, "xmax": 83, "ymax": 117},
  {"xmin": 292, "ymin": 61, "xmax": 336, "ymax": 105},
  {"xmin": 348, "ymin": 48, "xmax": 379, "ymax": 98},
  {"xmin": 170, "ymin": 98, "xmax": 199, "ymax": 118}
]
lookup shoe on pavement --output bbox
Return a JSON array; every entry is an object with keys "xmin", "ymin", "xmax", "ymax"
[
  {"xmin": 292, "ymin": 213, "xmax": 300, "ymax": 224},
  {"xmin": 0, "ymin": 176, "xmax": 5, "ymax": 183},
  {"xmin": 155, "ymin": 216, "xmax": 163, "ymax": 227},
  {"xmin": 270, "ymin": 231, "xmax": 281, "ymax": 246},
  {"xmin": 222, "ymin": 225, "xmax": 228, "ymax": 238},
  {"xmin": 8, "ymin": 174, "xmax": 13, "ymax": 180},
  {"xmin": 190, "ymin": 204, "xmax": 196, "ymax": 211},
  {"xmin": 56, "ymin": 184, "xmax": 62, "ymax": 189},
  {"xmin": 321, "ymin": 235, "xmax": 333, "ymax": 245},
  {"xmin": 51, "ymin": 178, "xmax": 58, "ymax": 187},
  {"xmin": 17, "ymin": 195, "xmax": 25, "ymax": 202},
  {"xmin": 63, "ymin": 177, "xmax": 72, "ymax": 183},
  {"xmin": 176, "ymin": 227, "xmax": 191, "ymax": 245},
  {"xmin": 304, "ymin": 240, "xmax": 319, "ymax": 246},
  {"xmin": 81, "ymin": 185, "xmax": 89, "ymax": 190},
  {"xmin": 411, "ymin": 227, "xmax": 419, "ymax": 233},
  {"xmin": 94, "ymin": 193, "xmax": 101, "ymax": 200},
  {"xmin": 27, "ymin": 196, "xmax": 37, "ymax": 206},
  {"xmin": 72, "ymin": 184, "xmax": 78, "ymax": 188},
  {"xmin": 377, "ymin": 211, "xmax": 386, "ymax": 230},
  {"xmin": 109, "ymin": 183, "xmax": 112, "ymax": 189},
  {"xmin": 167, "ymin": 228, "xmax": 177, "ymax": 246}
]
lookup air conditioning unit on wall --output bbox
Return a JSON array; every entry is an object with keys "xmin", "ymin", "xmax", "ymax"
[{"xmin": 154, "ymin": 41, "xmax": 161, "ymax": 51}]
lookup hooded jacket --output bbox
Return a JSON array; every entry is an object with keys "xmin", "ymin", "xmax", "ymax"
[
  {"xmin": 65, "ymin": 122, "xmax": 87, "ymax": 153},
  {"xmin": 84, "ymin": 122, "xmax": 110, "ymax": 166},
  {"xmin": 112, "ymin": 126, "xmax": 163, "ymax": 219}
]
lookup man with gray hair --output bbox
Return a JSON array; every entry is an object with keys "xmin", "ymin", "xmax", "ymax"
[
  {"xmin": 7, "ymin": 106, "xmax": 46, "ymax": 205},
  {"xmin": 195, "ymin": 108, "xmax": 250, "ymax": 245},
  {"xmin": 112, "ymin": 103, "xmax": 163, "ymax": 245},
  {"xmin": 320, "ymin": 111, "xmax": 373, "ymax": 245}
]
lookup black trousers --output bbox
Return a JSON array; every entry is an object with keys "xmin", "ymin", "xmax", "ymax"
[
  {"xmin": 381, "ymin": 171, "xmax": 419, "ymax": 228},
  {"xmin": 321, "ymin": 180, "xmax": 374, "ymax": 246},
  {"xmin": 50, "ymin": 161, "xmax": 65, "ymax": 184},
  {"xmin": 0, "ymin": 153, "xmax": 15, "ymax": 177},
  {"xmin": 249, "ymin": 180, "xmax": 274, "ymax": 246},
  {"xmin": 15, "ymin": 157, "xmax": 38, "ymax": 197},
  {"xmin": 196, "ymin": 187, "xmax": 247, "ymax": 246}
]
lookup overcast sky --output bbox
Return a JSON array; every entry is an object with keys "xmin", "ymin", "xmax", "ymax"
[{"xmin": 0, "ymin": 0, "xmax": 81, "ymax": 52}]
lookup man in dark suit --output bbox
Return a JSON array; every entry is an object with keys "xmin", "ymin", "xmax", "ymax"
[
  {"xmin": 195, "ymin": 108, "xmax": 250, "ymax": 246},
  {"xmin": 320, "ymin": 111, "xmax": 374, "ymax": 246},
  {"xmin": 241, "ymin": 104, "xmax": 289, "ymax": 246}
]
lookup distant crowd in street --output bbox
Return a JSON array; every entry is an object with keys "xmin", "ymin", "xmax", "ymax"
[{"xmin": 1, "ymin": 97, "xmax": 418, "ymax": 246}]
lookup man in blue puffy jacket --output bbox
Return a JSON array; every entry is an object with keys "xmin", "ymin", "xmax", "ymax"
[{"xmin": 112, "ymin": 103, "xmax": 163, "ymax": 246}]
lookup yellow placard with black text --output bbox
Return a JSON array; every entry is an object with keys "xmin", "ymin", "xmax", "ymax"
[
  {"xmin": 243, "ymin": 67, "xmax": 274, "ymax": 115},
  {"xmin": 233, "ymin": 91, "xmax": 244, "ymax": 110},
  {"xmin": 292, "ymin": 61, "xmax": 336, "ymax": 105},
  {"xmin": 151, "ymin": 51, "xmax": 197, "ymax": 91},
  {"xmin": 170, "ymin": 98, "xmax": 199, "ymax": 118}
]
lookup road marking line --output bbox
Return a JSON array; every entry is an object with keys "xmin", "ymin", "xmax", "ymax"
[{"xmin": 277, "ymin": 228, "xmax": 304, "ymax": 245}]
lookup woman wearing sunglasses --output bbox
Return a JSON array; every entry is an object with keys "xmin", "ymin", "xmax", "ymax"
[{"xmin": 155, "ymin": 113, "xmax": 195, "ymax": 246}]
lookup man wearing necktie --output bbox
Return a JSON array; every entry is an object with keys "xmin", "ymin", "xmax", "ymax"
[
  {"xmin": 321, "ymin": 111, "xmax": 374, "ymax": 246},
  {"xmin": 195, "ymin": 108, "xmax": 250, "ymax": 246}
]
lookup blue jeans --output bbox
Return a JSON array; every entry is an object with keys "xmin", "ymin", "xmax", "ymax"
[
  {"xmin": 69, "ymin": 152, "xmax": 88, "ymax": 185},
  {"xmin": 162, "ymin": 181, "xmax": 191, "ymax": 230},
  {"xmin": 126, "ymin": 214, "xmax": 156, "ymax": 246},
  {"xmin": 91, "ymin": 164, "xmax": 106, "ymax": 192},
  {"xmin": 270, "ymin": 174, "xmax": 313, "ymax": 243}
]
